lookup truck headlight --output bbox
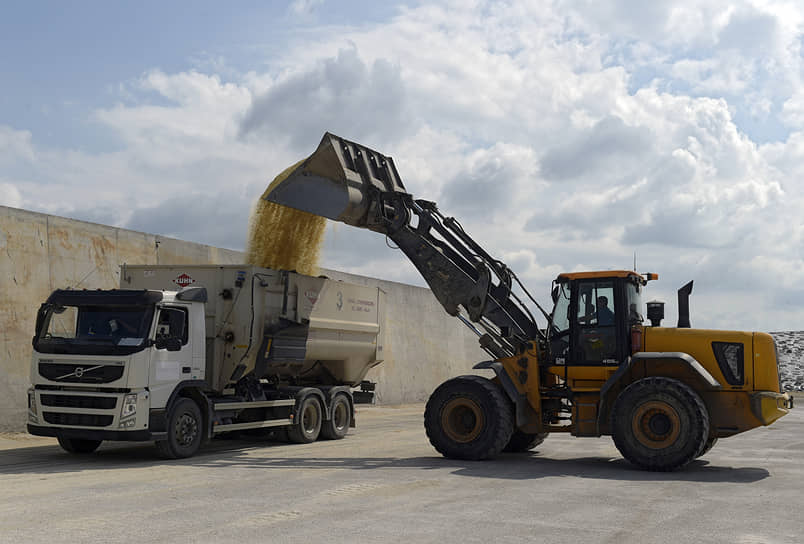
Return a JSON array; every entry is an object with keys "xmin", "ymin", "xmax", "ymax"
[
  {"xmin": 121, "ymin": 394, "xmax": 138, "ymax": 418},
  {"xmin": 28, "ymin": 389, "xmax": 36, "ymax": 415}
]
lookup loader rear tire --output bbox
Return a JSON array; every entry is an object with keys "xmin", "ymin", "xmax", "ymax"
[
  {"xmin": 697, "ymin": 436, "xmax": 718, "ymax": 458},
  {"xmin": 611, "ymin": 377, "xmax": 709, "ymax": 472},
  {"xmin": 503, "ymin": 430, "xmax": 548, "ymax": 453},
  {"xmin": 424, "ymin": 375, "xmax": 514, "ymax": 460}
]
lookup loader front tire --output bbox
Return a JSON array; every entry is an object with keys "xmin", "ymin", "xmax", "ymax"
[
  {"xmin": 424, "ymin": 375, "xmax": 514, "ymax": 460},
  {"xmin": 611, "ymin": 377, "xmax": 709, "ymax": 471},
  {"xmin": 503, "ymin": 430, "xmax": 548, "ymax": 453}
]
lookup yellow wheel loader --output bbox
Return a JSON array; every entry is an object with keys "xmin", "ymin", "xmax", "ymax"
[{"xmin": 266, "ymin": 132, "xmax": 792, "ymax": 471}]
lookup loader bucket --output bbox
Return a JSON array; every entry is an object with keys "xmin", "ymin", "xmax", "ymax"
[{"xmin": 264, "ymin": 132, "xmax": 408, "ymax": 228}]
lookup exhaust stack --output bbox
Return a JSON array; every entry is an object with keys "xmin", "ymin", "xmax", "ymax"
[{"xmin": 677, "ymin": 280, "xmax": 693, "ymax": 328}]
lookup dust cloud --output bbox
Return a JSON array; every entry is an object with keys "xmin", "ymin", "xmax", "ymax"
[{"xmin": 246, "ymin": 160, "xmax": 327, "ymax": 276}]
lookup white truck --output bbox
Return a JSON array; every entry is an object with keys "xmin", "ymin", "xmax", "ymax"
[{"xmin": 27, "ymin": 264, "xmax": 386, "ymax": 458}]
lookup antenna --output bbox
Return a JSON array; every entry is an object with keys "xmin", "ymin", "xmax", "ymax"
[{"xmin": 633, "ymin": 252, "xmax": 637, "ymax": 272}]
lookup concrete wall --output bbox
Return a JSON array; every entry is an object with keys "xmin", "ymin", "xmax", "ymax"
[
  {"xmin": 0, "ymin": 206, "xmax": 244, "ymax": 431},
  {"xmin": 0, "ymin": 206, "xmax": 486, "ymax": 430}
]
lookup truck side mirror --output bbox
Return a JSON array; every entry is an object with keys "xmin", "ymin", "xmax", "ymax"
[{"xmin": 155, "ymin": 336, "xmax": 182, "ymax": 352}]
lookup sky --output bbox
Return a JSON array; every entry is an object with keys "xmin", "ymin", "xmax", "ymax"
[{"xmin": 1, "ymin": 0, "xmax": 803, "ymax": 332}]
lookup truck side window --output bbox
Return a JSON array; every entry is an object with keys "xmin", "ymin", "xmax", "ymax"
[{"xmin": 156, "ymin": 307, "xmax": 189, "ymax": 345}]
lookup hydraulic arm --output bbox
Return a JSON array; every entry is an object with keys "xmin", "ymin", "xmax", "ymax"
[{"xmin": 265, "ymin": 133, "xmax": 546, "ymax": 358}]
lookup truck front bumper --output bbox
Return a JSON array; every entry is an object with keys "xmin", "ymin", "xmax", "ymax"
[
  {"xmin": 750, "ymin": 391, "xmax": 793, "ymax": 426},
  {"xmin": 27, "ymin": 388, "xmax": 161, "ymax": 442},
  {"xmin": 27, "ymin": 424, "xmax": 164, "ymax": 442}
]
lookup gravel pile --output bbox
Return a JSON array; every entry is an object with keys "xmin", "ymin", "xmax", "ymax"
[{"xmin": 770, "ymin": 331, "xmax": 804, "ymax": 392}]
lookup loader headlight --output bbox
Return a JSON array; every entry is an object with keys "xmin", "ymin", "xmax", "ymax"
[{"xmin": 121, "ymin": 394, "xmax": 138, "ymax": 418}]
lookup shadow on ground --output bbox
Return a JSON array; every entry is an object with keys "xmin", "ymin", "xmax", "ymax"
[{"xmin": 0, "ymin": 437, "xmax": 770, "ymax": 484}]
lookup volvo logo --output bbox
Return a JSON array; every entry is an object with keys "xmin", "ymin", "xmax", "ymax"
[{"xmin": 74, "ymin": 367, "xmax": 84, "ymax": 378}]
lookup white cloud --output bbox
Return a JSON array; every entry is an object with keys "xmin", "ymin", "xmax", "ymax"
[
  {"xmin": 289, "ymin": 0, "xmax": 324, "ymax": 16},
  {"xmin": 4, "ymin": 0, "xmax": 804, "ymax": 331},
  {"xmin": 0, "ymin": 182, "xmax": 23, "ymax": 208},
  {"xmin": 0, "ymin": 126, "xmax": 35, "ymax": 164}
]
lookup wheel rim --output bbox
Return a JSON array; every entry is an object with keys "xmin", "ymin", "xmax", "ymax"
[
  {"xmin": 632, "ymin": 400, "xmax": 681, "ymax": 449},
  {"xmin": 332, "ymin": 400, "xmax": 348, "ymax": 431},
  {"xmin": 302, "ymin": 402, "xmax": 319, "ymax": 434},
  {"xmin": 442, "ymin": 398, "xmax": 484, "ymax": 443},
  {"xmin": 176, "ymin": 412, "xmax": 199, "ymax": 447}
]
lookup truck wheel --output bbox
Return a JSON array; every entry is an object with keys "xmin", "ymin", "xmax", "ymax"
[
  {"xmin": 697, "ymin": 436, "xmax": 718, "ymax": 458},
  {"xmin": 503, "ymin": 430, "xmax": 548, "ymax": 453},
  {"xmin": 288, "ymin": 395, "xmax": 323, "ymax": 443},
  {"xmin": 321, "ymin": 394, "xmax": 351, "ymax": 440},
  {"xmin": 57, "ymin": 437, "xmax": 102, "ymax": 454},
  {"xmin": 611, "ymin": 377, "xmax": 709, "ymax": 471},
  {"xmin": 155, "ymin": 398, "xmax": 203, "ymax": 459},
  {"xmin": 424, "ymin": 375, "xmax": 514, "ymax": 460}
]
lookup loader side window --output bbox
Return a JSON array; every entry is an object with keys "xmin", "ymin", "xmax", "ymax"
[
  {"xmin": 574, "ymin": 281, "xmax": 618, "ymax": 364},
  {"xmin": 550, "ymin": 282, "xmax": 571, "ymax": 364}
]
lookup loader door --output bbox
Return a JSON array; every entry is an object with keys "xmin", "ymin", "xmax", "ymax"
[{"xmin": 571, "ymin": 280, "xmax": 624, "ymax": 365}]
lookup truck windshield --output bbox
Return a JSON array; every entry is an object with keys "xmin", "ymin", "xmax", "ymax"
[{"xmin": 34, "ymin": 304, "xmax": 155, "ymax": 356}]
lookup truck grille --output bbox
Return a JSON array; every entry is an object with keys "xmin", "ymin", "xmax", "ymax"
[
  {"xmin": 40, "ymin": 394, "xmax": 117, "ymax": 410},
  {"xmin": 39, "ymin": 362, "xmax": 124, "ymax": 384},
  {"xmin": 42, "ymin": 412, "xmax": 114, "ymax": 427}
]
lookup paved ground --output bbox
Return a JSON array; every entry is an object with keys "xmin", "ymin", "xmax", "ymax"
[{"xmin": 0, "ymin": 403, "xmax": 801, "ymax": 544}]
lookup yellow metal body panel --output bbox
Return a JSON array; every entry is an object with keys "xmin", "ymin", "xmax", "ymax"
[
  {"xmin": 750, "ymin": 392, "xmax": 792, "ymax": 425},
  {"xmin": 497, "ymin": 345, "xmax": 543, "ymax": 434},
  {"xmin": 640, "ymin": 326, "xmax": 788, "ymax": 436},
  {"xmin": 643, "ymin": 327, "xmax": 755, "ymax": 390},
  {"xmin": 752, "ymin": 332, "xmax": 781, "ymax": 391}
]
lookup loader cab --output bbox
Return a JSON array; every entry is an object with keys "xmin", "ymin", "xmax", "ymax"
[{"xmin": 549, "ymin": 271, "xmax": 646, "ymax": 366}]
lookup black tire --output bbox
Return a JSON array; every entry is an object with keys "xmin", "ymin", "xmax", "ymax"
[
  {"xmin": 155, "ymin": 398, "xmax": 203, "ymax": 459},
  {"xmin": 424, "ymin": 375, "xmax": 514, "ymax": 460},
  {"xmin": 503, "ymin": 430, "xmax": 548, "ymax": 453},
  {"xmin": 57, "ymin": 437, "xmax": 102, "ymax": 454},
  {"xmin": 287, "ymin": 395, "xmax": 323, "ymax": 443},
  {"xmin": 697, "ymin": 436, "xmax": 718, "ymax": 458},
  {"xmin": 611, "ymin": 377, "xmax": 709, "ymax": 471},
  {"xmin": 321, "ymin": 394, "xmax": 351, "ymax": 440}
]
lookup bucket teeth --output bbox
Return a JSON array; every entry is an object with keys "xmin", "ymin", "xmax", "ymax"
[{"xmin": 264, "ymin": 132, "xmax": 408, "ymax": 228}]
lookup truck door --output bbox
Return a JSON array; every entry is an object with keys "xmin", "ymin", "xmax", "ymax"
[{"xmin": 149, "ymin": 306, "xmax": 193, "ymax": 408}]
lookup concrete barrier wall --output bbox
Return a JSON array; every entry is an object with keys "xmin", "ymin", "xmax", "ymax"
[
  {"xmin": 0, "ymin": 206, "xmax": 244, "ymax": 431},
  {"xmin": 0, "ymin": 206, "xmax": 486, "ymax": 430}
]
